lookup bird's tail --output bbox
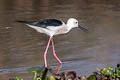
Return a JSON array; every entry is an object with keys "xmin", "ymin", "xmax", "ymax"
[{"xmin": 16, "ymin": 21, "xmax": 30, "ymax": 24}]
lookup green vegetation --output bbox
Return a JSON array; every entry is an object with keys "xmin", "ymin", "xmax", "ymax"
[{"xmin": 11, "ymin": 64, "xmax": 120, "ymax": 80}]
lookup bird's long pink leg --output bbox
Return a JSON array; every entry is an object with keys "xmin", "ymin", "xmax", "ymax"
[
  {"xmin": 56, "ymin": 64, "xmax": 62, "ymax": 75},
  {"xmin": 51, "ymin": 38, "xmax": 62, "ymax": 64},
  {"xmin": 44, "ymin": 37, "xmax": 52, "ymax": 67}
]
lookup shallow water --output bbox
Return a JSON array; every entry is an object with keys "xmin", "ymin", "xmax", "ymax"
[{"xmin": 0, "ymin": 0, "xmax": 120, "ymax": 79}]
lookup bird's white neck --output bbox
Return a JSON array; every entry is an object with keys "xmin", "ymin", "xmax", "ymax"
[{"xmin": 66, "ymin": 23, "xmax": 74, "ymax": 32}]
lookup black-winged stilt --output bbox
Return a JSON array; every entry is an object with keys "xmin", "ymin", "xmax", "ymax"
[{"xmin": 17, "ymin": 18, "xmax": 88, "ymax": 67}]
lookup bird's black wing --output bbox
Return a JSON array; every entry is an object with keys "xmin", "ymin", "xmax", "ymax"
[{"xmin": 16, "ymin": 19, "xmax": 63, "ymax": 28}]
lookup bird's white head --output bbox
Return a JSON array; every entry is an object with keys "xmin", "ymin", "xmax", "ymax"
[
  {"xmin": 66, "ymin": 18, "xmax": 79, "ymax": 30},
  {"xmin": 66, "ymin": 18, "xmax": 88, "ymax": 33}
]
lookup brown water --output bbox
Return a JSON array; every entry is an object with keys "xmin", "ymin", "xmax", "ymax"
[{"xmin": 0, "ymin": 0, "xmax": 120, "ymax": 79}]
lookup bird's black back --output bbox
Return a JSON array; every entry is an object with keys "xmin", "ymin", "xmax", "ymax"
[{"xmin": 16, "ymin": 19, "xmax": 63, "ymax": 28}]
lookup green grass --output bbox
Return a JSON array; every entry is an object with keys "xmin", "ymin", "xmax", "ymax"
[{"xmin": 13, "ymin": 64, "xmax": 120, "ymax": 80}]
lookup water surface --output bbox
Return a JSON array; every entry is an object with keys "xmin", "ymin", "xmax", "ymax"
[{"xmin": 0, "ymin": 0, "xmax": 120, "ymax": 79}]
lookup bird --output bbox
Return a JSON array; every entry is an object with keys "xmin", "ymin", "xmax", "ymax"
[{"xmin": 16, "ymin": 18, "xmax": 88, "ymax": 67}]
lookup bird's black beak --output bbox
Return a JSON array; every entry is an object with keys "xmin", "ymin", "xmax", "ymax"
[{"xmin": 78, "ymin": 25, "xmax": 88, "ymax": 33}]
